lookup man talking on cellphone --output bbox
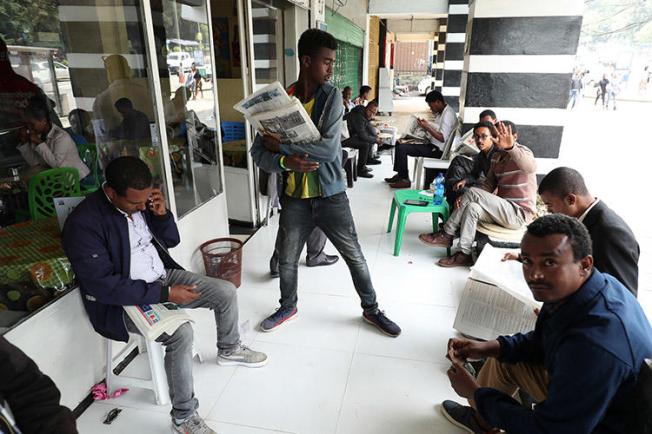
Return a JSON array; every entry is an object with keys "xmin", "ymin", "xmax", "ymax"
[{"xmin": 62, "ymin": 156, "xmax": 267, "ymax": 434}]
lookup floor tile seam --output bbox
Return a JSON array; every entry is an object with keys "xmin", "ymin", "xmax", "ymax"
[
  {"xmin": 352, "ymin": 350, "xmax": 452, "ymax": 367},
  {"xmin": 203, "ymin": 418, "xmax": 298, "ymax": 434},
  {"xmin": 333, "ymin": 347, "xmax": 358, "ymax": 434}
]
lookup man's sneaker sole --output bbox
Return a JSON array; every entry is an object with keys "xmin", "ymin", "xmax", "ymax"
[
  {"xmin": 439, "ymin": 404, "xmax": 478, "ymax": 434},
  {"xmin": 217, "ymin": 357, "xmax": 268, "ymax": 368},
  {"xmin": 259, "ymin": 311, "xmax": 298, "ymax": 332},
  {"xmin": 362, "ymin": 315, "xmax": 400, "ymax": 337}
]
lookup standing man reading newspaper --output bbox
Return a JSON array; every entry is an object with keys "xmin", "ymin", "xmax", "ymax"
[
  {"xmin": 62, "ymin": 157, "xmax": 267, "ymax": 434},
  {"xmin": 250, "ymin": 29, "xmax": 401, "ymax": 337}
]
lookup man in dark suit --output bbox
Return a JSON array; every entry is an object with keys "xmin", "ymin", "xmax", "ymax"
[{"xmin": 537, "ymin": 167, "xmax": 639, "ymax": 295}]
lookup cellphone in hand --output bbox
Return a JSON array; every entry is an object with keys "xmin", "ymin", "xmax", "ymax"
[{"xmin": 404, "ymin": 199, "xmax": 429, "ymax": 206}]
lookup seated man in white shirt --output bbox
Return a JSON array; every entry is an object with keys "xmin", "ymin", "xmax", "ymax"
[
  {"xmin": 385, "ymin": 91, "xmax": 457, "ymax": 189},
  {"xmin": 18, "ymin": 100, "xmax": 90, "ymax": 181}
]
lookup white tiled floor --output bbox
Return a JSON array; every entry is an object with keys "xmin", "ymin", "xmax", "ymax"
[{"xmin": 77, "ymin": 98, "xmax": 652, "ymax": 433}]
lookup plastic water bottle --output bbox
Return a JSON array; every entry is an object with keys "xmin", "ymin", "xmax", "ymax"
[{"xmin": 433, "ymin": 172, "xmax": 445, "ymax": 205}]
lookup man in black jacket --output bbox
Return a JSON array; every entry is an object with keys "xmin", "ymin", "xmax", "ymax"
[
  {"xmin": 0, "ymin": 337, "xmax": 77, "ymax": 434},
  {"xmin": 537, "ymin": 167, "xmax": 639, "ymax": 295},
  {"xmin": 343, "ymin": 100, "xmax": 382, "ymax": 178}
]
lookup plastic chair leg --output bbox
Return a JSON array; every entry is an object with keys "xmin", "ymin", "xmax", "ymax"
[
  {"xmin": 387, "ymin": 199, "xmax": 397, "ymax": 232},
  {"xmin": 393, "ymin": 208, "xmax": 408, "ymax": 256},
  {"xmin": 144, "ymin": 339, "xmax": 170, "ymax": 406}
]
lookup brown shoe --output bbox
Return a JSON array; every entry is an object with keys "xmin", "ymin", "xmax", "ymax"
[
  {"xmin": 384, "ymin": 174, "xmax": 400, "ymax": 183},
  {"xmin": 438, "ymin": 252, "xmax": 473, "ymax": 268},
  {"xmin": 419, "ymin": 231, "xmax": 454, "ymax": 248},
  {"xmin": 389, "ymin": 179, "xmax": 411, "ymax": 189}
]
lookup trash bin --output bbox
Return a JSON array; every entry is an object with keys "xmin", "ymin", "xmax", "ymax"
[{"xmin": 200, "ymin": 238, "xmax": 243, "ymax": 288}]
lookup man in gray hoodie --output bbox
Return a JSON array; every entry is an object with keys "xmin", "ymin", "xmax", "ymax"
[{"xmin": 250, "ymin": 29, "xmax": 401, "ymax": 337}]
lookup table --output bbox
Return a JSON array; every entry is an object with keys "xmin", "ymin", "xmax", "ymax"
[
  {"xmin": 386, "ymin": 189, "xmax": 450, "ymax": 256},
  {"xmin": 0, "ymin": 218, "xmax": 74, "ymax": 291}
]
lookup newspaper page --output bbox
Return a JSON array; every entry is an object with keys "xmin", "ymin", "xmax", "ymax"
[
  {"xmin": 233, "ymin": 81, "xmax": 292, "ymax": 117},
  {"xmin": 250, "ymin": 99, "xmax": 321, "ymax": 145},
  {"xmin": 124, "ymin": 303, "xmax": 192, "ymax": 341},
  {"xmin": 404, "ymin": 115, "xmax": 431, "ymax": 141},
  {"xmin": 453, "ymin": 278, "xmax": 538, "ymax": 341}
]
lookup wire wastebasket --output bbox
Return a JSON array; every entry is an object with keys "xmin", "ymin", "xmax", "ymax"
[{"xmin": 200, "ymin": 238, "xmax": 243, "ymax": 288}]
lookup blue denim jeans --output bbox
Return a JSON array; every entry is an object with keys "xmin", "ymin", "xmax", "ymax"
[
  {"xmin": 277, "ymin": 192, "xmax": 378, "ymax": 314},
  {"xmin": 123, "ymin": 269, "xmax": 241, "ymax": 421}
]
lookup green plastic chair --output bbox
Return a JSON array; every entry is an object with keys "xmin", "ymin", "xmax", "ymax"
[
  {"xmin": 28, "ymin": 167, "xmax": 81, "ymax": 220},
  {"xmin": 78, "ymin": 143, "xmax": 101, "ymax": 195},
  {"xmin": 387, "ymin": 189, "xmax": 451, "ymax": 256}
]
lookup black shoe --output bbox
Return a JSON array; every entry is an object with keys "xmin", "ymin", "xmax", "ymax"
[
  {"xmin": 269, "ymin": 256, "xmax": 279, "ymax": 278},
  {"xmin": 384, "ymin": 174, "xmax": 400, "ymax": 183},
  {"xmin": 440, "ymin": 400, "xmax": 488, "ymax": 434},
  {"xmin": 358, "ymin": 171, "xmax": 374, "ymax": 179},
  {"xmin": 367, "ymin": 158, "xmax": 382, "ymax": 165},
  {"xmin": 363, "ymin": 310, "xmax": 401, "ymax": 337},
  {"xmin": 306, "ymin": 254, "xmax": 339, "ymax": 267}
]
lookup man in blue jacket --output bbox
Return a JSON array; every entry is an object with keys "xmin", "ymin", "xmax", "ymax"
[
  {"xmin": 441, "ymin": 214, "xmax": 652, "ymax": 434},
  {"xmin": 250, "ymin": 29, "xmax": 400, "ymax": 337},
  {"xmin": 62, "ymin": 157, "xmax": 267, "ymax": 434}
]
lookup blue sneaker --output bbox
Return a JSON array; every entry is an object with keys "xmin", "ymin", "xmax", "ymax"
[
  {"xmin": 260, "ymin": 307, "xmax": 298, "ymax": 332},
  {"xmin": 363, "ymin": 310, "xmax": 401, "ymax": 337}
]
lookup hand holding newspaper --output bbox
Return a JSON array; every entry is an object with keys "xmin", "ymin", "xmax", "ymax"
[
  {"xmin": 234, "ymin": 81, "xmax": 321, "ymax": 146},
  {"xmin": 124, "ymin": 303, "xmax": 193, "ymax": 341}
]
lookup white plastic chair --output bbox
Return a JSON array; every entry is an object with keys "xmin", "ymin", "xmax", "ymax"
[
  {"xmin": 106, "ymin": 326, "xmax": 203, "ymax": 406},
  {"xmin": 411, "ymin": 119, "xmax": 460, "ymax": 189}
]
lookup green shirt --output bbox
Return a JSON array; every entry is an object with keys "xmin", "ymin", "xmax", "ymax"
[{"xmin": 284, "ymin": 98, "xmax": 321, "ymax": 199}]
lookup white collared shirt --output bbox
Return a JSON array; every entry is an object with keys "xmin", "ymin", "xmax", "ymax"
[
  {"xmin": 104, "ymin": 189, "xmax": 166, "ymax": 283},
  {"xmin": 579, "ymin": 198, "xmax": 600, "ymax": 223},
  {"xmin": 429, "ymin": 104, "xmax": 457, "ymax": 150}
]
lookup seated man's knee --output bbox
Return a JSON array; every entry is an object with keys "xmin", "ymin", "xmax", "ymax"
[{"xmin": 465, "ymin": 202, "xmax": 484, "ymax": 219}]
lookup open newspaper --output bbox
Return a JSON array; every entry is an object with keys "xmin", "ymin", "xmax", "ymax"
[
  {"xmin": 453, "ymin": 245, "xmax": 540, "ymax": 341},
  {"xmin": 124, "ymin": 303, "xmax": 192, "ymax": 341},
  {"xmin": 233, "ymin": 81, "xmax": 321, "ymax": 146},
  {"xmin": 403, "ymin": 115, "xmax": 432, "ymax": 141}
]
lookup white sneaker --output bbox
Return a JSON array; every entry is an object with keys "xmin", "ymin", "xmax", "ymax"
[
  {"xmin": 171, "ymin": 413, "xmax": 216, "ymax": 434},
  {"xmin": 217, "ymin": 345, "xmax": 268, "ymax": 368}
]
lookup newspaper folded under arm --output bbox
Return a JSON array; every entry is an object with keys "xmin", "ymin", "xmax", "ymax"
[
  {"xmin": 124, "ymin": 303, "xmax": 193, "ymax": 341},
  {"xmin": 453, "ymin": 245, "xmax": 540, "ymax": 341},
  {"xmin": 234, "ymin": 81, "xmax": 321, "ymax": 146}
]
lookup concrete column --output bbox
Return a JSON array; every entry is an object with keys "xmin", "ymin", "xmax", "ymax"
[
  {"xmin": 459, "ymin": 0, "xmax": 583, "ymax": 158},
  {"xmin": 434, "ymin": 18, "xmax": 446, "ymax": 92},
  {"xmin": 442, "ymin": 0, "xmax": 469, "ymax": 112}
]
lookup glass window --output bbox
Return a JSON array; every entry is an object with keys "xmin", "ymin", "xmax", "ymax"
[
  {"xmin": 155, "ymin": 0, "xmax": 223, "ymax": 217},
  {"xmin": 0, "ymin": 0, "xmax": 169, "ymax": 331}
]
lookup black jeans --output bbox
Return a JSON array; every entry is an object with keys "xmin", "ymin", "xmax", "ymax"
[
  {"xmin": 393, "ymin": 142, "xmax": 442, "ymax": 179},
  {"xmin": 343, "ymin": 138, "xmax": 372, "ymax": 170},
  {"xmin": 277, "ymin": 193, "xmax": 378, "ymax": 313}
]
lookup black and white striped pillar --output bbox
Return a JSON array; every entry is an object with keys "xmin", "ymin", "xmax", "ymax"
[
  {"xmin": 441, "ymin": 0, "xmax": 469, "ymax": 112},
  {"xmin": 458, "ymin": 0, "xmax": 583, "ymax": 158},
  {"xmin": 434, "ymin": 18, "xmax": 446, "ymax": 92}
]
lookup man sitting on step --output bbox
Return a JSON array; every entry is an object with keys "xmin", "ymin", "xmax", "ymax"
[{"xmin": 419, "ymin": 121, "xmax": 537, "ymax": 267}]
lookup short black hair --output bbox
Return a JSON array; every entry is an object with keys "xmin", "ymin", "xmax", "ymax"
[
  {"xmin": 500, "ymin": 120, "xmax": 518, "ymax": 135},
  {"xmin": 343, "ymin": 86, "xmax": 352, "ymax": 92},
  {"xmin": 359, "ymin": 85, "xmax": 372, "ymax": 96},
  {"xmin": 114, "ymin": 97, "xmax": 133, "ymax": 111},
  {"xmin": 479, "ymin": 109, "xmax": 497, "ymax": 121},
  {"xmin": 538, "ymin": 167, "xmax": 590, "ymax": 198},
  {"xmin": 105, "ymin": 156, "xmax": 153, "ymax": 196},
  {"xmin": 473, "ymin": 121, "xmax": 495, "ymax": 134},
  {"xmin": 25, "ymin": 97, "xmax": 49, "ymax": 121},
  {"xmin": 425, "ymin": 90, "xmax": 445, "ymax": 104},
  {"xmin": 525, "ymin": 214, "xmax": 592, "ymax": 261},
  {"xmin": 298, "ymin": 29, "xmax": 337, "ymax": 59}
]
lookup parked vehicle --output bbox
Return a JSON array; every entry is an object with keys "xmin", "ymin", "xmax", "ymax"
[{"xmin": 167, "ymin": 52, "xmax": 194, "ymax": 73}]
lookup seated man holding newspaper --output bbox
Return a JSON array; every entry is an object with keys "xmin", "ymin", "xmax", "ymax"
[
  {"xmin": 441, "ymin": 214, "xmax": 652, "ymax": 434},
  {"xmin": 385, "ymin": 90, "xmax": 457, "ymax": 189},
  {"xmin": 62, "ymin": 156, "xmax": 267, "ymax": 434},
  {"xmin": 419, "ymin": 121, "xmax": 536, "ymax": 267}
]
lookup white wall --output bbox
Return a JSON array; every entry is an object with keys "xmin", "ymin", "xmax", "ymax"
[
  {"xmin": 326, "ymin": 0, "xmax": 369, "ymax": 29},
  {"xmin": 387, "ymin": 18, "xmax": 438, "ymax": 33},
  {"xmin": 369, "ymin": 0, "xmax": 447, "ymax": 16},
  {"xmin": 175, "ymin": 193, "xmax": 230, "ymax": 272}
]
